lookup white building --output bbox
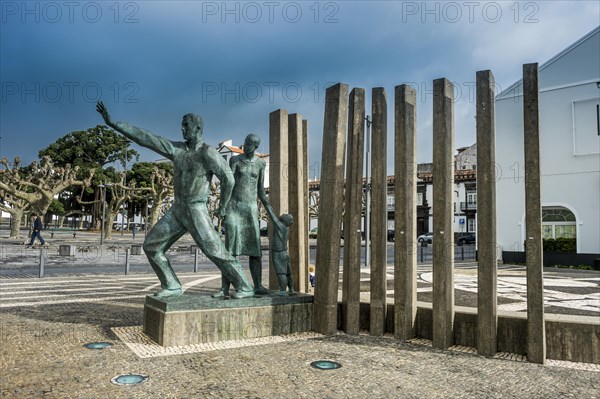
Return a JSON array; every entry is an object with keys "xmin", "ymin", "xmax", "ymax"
[{"xmin": 496, "ymin": 26, "xmax": 600, "ymax": 255}]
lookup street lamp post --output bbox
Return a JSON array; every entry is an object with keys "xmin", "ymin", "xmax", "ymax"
[
  {"xmin": 364, "ymin": 115, "xmax": 372, "ymax": 269},
  {"xmin": 99, "ymin": 183, "xmax": 112, "ymax": 246},
  {"xmin": 144, "ymin": 196, "xmax": 151, "ymax": 238},
  {"xmin": 120, "ymin": 139, "xmax": 129, "ymax": 236}
]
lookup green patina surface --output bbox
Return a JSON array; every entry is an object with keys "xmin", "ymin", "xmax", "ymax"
[{"xmin": 146, "ymin": 292, "xmax": 314, "ymax": 312}]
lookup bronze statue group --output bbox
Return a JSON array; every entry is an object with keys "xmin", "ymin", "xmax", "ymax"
[{"xmin": 96, "ymin": 102, "xmax": 294, "ymax": 299}]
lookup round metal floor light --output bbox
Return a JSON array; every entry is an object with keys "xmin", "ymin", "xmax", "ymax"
[
  {"xmin": 83, "ymin": 342, "xmax": 112, "ymax": 350},
  {"xmin": 111, "ymin": 374, "xmax": 149, "ymax": 386},
  {"xmin": 310, "ymin": 360, "xmax": 342, "ymax": 370}
]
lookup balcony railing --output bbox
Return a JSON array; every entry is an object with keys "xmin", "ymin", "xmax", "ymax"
[{"xmin": 460, "ymin": 202, "xmax": 477, "ymax": 211}]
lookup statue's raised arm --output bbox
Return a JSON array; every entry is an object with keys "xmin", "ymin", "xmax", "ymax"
[
  {"xmin": 95, "ymin": 101, "xmax": 176, "ymax": 160},
  {"xmin": 96, "ymin": 101, "xmax": 115, "ymax": 128}
]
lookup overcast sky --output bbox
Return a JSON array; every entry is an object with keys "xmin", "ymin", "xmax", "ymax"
[{"xmin": 1, "ymin": 1, "xmax": 599, "ymax": 177}]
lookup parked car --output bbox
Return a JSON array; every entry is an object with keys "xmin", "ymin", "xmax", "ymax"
[
  {"xmin": 417, "ymin": 232, "xmax": 433, "ymax": 243},
  {"xmin": 260, "ymin": 227, "xmax": 268, "ymax": 237},
  {"xmin": 387, "ymin": 229, "xmax": 395, "ymax": 242},
  {"xmin": 457, "ymin": 233, "xmax": 476, "ymax": 245},
  {"xmin": 309, "ymin": 227, "xmax": 318, "ymax": 238}
]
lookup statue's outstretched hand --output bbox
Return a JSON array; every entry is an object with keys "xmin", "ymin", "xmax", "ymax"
[{"xmin": 96, "ymin": 101, "xmax": 114, "ymax": 126}]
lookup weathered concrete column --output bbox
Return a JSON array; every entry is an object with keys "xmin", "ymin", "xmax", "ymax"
[
  {"xmin": 476, "ymin": 70, "xmax": 498, "ymax": 356},
  {"xmin": 523, "ymin": 63, "xmax": 546, "ymax": 364},
  {"xmin": 394, "ymin": 84, "xmax": 417, "ymax": 340},
  {"xmin": 342, "ymin": 88, "xmax": 365, "ymax": 335},
  {"xmin": 302, "ymin": 119, "xmax": 310, "ymax": 292},
  {"xmin": 432, "ymin": 78, "xmax": 455, "ymax": 349},
  {"xmin": 314, "ymin": 83, "xmax": 349, "ymax": 335},
  {"xmin": 370, "ymin": 87, "xmax": 388, "ymax": 336},
  {"xmin": 269, "ymin": 109, "xmax": 289, "ymax": 290},
  {"xmin": 288, "ymin": 113, "xmax": 307, "ymax": 293}
]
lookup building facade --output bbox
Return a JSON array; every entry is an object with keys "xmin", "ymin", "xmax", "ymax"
[{"xmin": 495, "ymin": 27, "xmax": 600, "ymax": 255}]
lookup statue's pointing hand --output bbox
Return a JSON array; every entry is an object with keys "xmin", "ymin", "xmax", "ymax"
[{"xmin": 96, "ymin": 101, "xmax": 114, "ymax": 126}]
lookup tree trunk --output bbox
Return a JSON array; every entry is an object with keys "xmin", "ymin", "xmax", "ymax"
[
  {"xmin": 147, "ymin": 204, "xmax": 162, "ymax": 232},
  {"xmin": 9, "ymin": 209, "xmax": 23, "ymax": 238},
  {"xmin": 104, "ymin": 210, "xmax": 117, "ymax": 240},
  {"xmin": 58, "ymin": 215, "xmax": 65, "ymax": 228}
]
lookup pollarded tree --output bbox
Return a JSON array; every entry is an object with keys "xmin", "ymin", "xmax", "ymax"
[
  {"xmin": 0, "ymin": 156, "xmax": 94, "ymax": 217},
  {"xmin": 79, "ymin": 169, "xmax": 149, "ymax": 240},
  {"xmin": 39, "ymin": 125, "xmax": 139, "ymax": 228},
  {"xmin": 0, "ymin": 185, "xmax": 30, "ymax": 238},
  {"xmin": 39, "ymin": 125, "xmax": 138, "ymax": 170},
  {"xmin": 126, "ymin": 161, "xmax": 174, "ymax": 231}
]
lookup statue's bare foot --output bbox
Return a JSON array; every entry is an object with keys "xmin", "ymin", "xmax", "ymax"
[
  {"xmin": 211, "ymin": 289, "xmax": 229, "ymax": 298},
  {"xmin": 154, "ymin": 288, "xmax": 182, "ymax": 298},
  {"xmin": 254, "ymin": 285, "xmax": 270, "ymax": 295},
  {"xmin": 277, "ymin": 290, "xmax": 288, "ymax": 297},
  {"xmin": 231, "ymin": 290, "xmax": 255, "ymax": 299}
]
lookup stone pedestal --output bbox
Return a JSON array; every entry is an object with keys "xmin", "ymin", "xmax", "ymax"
[
  {"xmin": 131, "ymin": 245, "xmax": 143, "ymax": 255},
  {"xmin": 59, "ymin": 245, "xmax": 75, "ymax": 256},
  {"xmin": 143, "ymin": 293, "xmax": 314, "ymax": 347}
]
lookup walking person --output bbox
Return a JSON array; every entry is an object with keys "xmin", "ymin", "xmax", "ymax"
[{"xmin": 28, "ymin": 213, "xmax": 46, "ymax": 246}]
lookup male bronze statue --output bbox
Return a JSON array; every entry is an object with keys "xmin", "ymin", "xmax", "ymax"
[
  {"xmin": 214, "ymin": 134, "xmax": 270, "ymax": 297},
  {"xmin": 96, "ymin": 102, "xmax": 254, "ymax": 298}
]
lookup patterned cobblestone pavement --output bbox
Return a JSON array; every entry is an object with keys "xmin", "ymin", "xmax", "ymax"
[{"xmin": 1, "ymin": 272, "xmax": 599, "ymax": 398}]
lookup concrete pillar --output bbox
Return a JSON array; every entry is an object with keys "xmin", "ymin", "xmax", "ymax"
[
  {"xmin": 523, "ymin": 63, "xmax": 546, "ymax": 364},
  {"xmin": 394, "ymin": 84, "xmax": 417, "ymax": 340},
  {"xmin": 314, "ymin": 83, "xmax": 349, "ymax": 335},
  {"xmin": 302, "ymin": 119, "xmax": 310, "ymax": 292},
  {"xmin": 269, "ymin": 109, "xmax": 289, "ymax": 290},
  {"xmin": 432, "ymin": 78, "xmax": 455, "ymax": 349},
  {"xmin": 288, "ymin": 113, "xmax": 307, "ymax": 293},
  {"xmin": 476, "ymin": 70, "xmax": 498, "ymax": 356},
  {"xmin": 342, "ymin": 88, "xmax": 365, "ymax": 335},
  {"xmin": 370, "ymin": 87, "xmax": 388, "ymax": 336}
]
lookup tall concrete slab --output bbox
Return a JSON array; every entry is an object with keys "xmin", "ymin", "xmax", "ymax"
[
  {"xmin": 476, "ymin": 70, "xmax": 498, "ymax": 356},
  {"xmin": 314, "ymin": 83, "xmax": 349, "ymax": 335},
  {"xmin": 342, "ymin": 88, "xmax": 365, "ymax": 335},
  {"xmin": 269, "ymin": 109, "xmax": 289, "ymax": 290},
  {"xmin": 288, "ymin": 113, "xmax": 308, "ymax": 293},
  {"xmin": 302, "ymin": 119, "xmax": 310, "ymax": 292},
  {"xmin": 370, "ymin": 87, "xmax": 388, "ymax": 336},
  {"xmin": 523, "ymin": 63, "xmax": 546, "ymax": 364},
  {"xmin": 432, "ymin": 78, "xmax": 455, "ymax": 349},
  {"xmin": 394, "ymin": 84, "xmax": 417, "ymax": 340}
]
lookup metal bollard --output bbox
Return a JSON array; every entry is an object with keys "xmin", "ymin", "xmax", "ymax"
[
  {"xmin": 39, "ymin": 248, "xmax": 45, "ymax": 278},
  {"xmin": 420, "ymin": 246, "xmax": 424, "ymax": 263},
  {"xmin": 461, "ymin": 245, "xmax": 464, "ymax": 261},
  {"xmin": 125, "ymin": 248, "xmax": 130, "ymax": 275},
  {"xmin": 194, "ymin": 248, "xmax": 199, "ymax": 273}
]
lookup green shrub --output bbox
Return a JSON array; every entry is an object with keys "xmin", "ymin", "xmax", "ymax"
[
  {"xmin": 554, "ymin": 237, "xmax": 576, "ymax": 253},
  {"xmin": 543, "ymin": 238, "xmax": 556, "ymax": 252},
  {"xmin": 541, "ymin": 238, "xmax": 576, "ymax": 253}
]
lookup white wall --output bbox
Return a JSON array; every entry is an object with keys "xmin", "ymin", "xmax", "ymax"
[{"xmin": 496, "ymin": 81, "xmax": 600, "ymax": 254}]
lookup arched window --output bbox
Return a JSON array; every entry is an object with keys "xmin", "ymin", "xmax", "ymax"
[{"xmin": 542, "ymin": 207, "xmax": 576, "ymax": 239}]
